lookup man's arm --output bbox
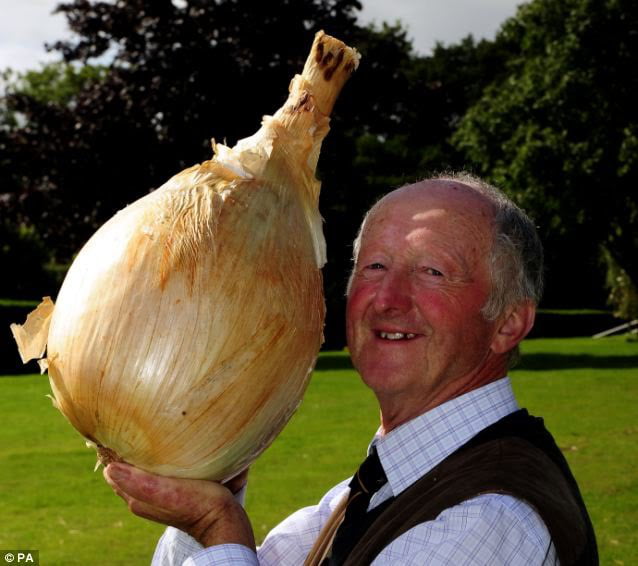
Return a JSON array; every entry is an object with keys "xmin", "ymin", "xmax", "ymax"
[{"xmin": 104, "ymin": 462, "xmax": 256, "ymax": 551}]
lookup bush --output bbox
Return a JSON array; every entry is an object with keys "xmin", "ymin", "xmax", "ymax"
[
  {"xmin": 0, "ymin": 220, "xmax": 60, "ymax": 299},
  {"xmin": 529, "ymin": 309, "xmax": 624, "ymax": 338}
]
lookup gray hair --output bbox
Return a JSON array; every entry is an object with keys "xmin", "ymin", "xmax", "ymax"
[
  {"xmin": 439, "ymin": 173, "xmax": 544, "ymax": 320},
  {"xmin": 349, "ymin": 173, "xmax": 544, "ymax": 321}
]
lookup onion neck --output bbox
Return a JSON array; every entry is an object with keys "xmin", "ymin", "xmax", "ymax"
[
  {"xmin": 297, "ymin": 30, "xmax": 360, "ymax": 117},
  {"xmin": 271, "ymin": 31, "xmax": 359, "ymax": 167}
]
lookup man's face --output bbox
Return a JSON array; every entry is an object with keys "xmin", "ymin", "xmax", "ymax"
[{"xmin": 346, "ymin": 182, "xmax": 506, "ymax": 425}]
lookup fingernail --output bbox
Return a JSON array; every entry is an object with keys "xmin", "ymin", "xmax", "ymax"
[{"xmin": 108, "ymin": 463, "xmax": 130, "ymax": 482}]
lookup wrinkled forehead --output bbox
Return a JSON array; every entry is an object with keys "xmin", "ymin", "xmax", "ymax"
[{"xmin": 363, "ymin": 180, "xmax": 495, "ymax": 236}]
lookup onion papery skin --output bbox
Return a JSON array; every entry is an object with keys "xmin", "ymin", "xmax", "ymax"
[{"xmin": 30, "ymin": 32, "xmax": 359, "ymax": 481}]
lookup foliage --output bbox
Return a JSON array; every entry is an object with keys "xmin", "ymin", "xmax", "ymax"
[
  {"xmin": 1, "ymin": 339, "xmax": 637, "ymax": 563},
  {"xmin": 0, "ymin": 220, "xmax": 58, "ymax": 299},
  {"xmin": 348, "ymin": 33, "xmax": 512, "ymax": 195},
  {"xmin": 3, "ymin": 62, "xmax": 106, "ymax": 106},
  {"xmin": 602, "ymin": 246, "xmax": 638, "ymax": 320},
  {"xmin": 453, "ymin": 0, "xmax": 638, "ymax": 315}
]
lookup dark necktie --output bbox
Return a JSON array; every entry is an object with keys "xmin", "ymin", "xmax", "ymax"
[{"xmin": 326, "ymin": 446, "xmax": 388, "ymax": 565}]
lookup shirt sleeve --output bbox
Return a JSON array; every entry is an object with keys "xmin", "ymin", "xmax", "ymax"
[
  {"xmin": 371, "ymin": 494, "xmax": 559, "ymax": 566},
  {"xmin": 185, "ymin": 545, "xmax": 260, "ymax": 566}
]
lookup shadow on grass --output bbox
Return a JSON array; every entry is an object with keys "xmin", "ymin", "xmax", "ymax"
[
  {"xmin": 315, "ymin": 353, "xmax": 354, "ymax": 371},
  {"xmin": 4, "ymin": 352, "xmax": 634, "ymax": 376},
  {"xmin": 0, "ymin": 373, "xmax": 37, "ymax": 379},
  {"xmin": 315, "ymin": 351, "xmax": 638, "ymax": 372},
  {"xmin": 517, "ymin": 353, "xmax": 637, "ymax": 371}
]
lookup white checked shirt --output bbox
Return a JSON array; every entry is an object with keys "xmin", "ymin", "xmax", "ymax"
[{"xmin": 152, "ymin": 377, "xmax": 559, "ymax": 565}]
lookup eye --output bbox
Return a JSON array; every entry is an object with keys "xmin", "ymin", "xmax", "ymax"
[
  {"xmin": 366, "ymin": 262, "xmax": 386, "ymax": 271},
  {"xmin": 420, "ymin": 266, "xmax": 444, "ymax": 277},
  {"xmin": 356, "ymin": 261, "xmax": 386, "ymax": 280}
]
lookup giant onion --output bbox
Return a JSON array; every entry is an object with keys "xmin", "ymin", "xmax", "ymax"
[{"xmin": 11, "ymin": 32, "xmax": 359, "ymax": 481}]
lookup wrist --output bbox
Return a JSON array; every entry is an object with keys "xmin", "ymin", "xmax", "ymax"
[{"xmin": 193, "ymin": 494, "xmax": 256, "ymax": 550}]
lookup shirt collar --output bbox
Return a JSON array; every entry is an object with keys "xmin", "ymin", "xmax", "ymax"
[{"xmin": 371, "ymin": 377, "xmax": 519, "ymax": 498}]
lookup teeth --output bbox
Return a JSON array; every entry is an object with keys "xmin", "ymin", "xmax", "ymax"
[{"xmin": 379, "ymin": 332, "xmax": 416, "ymax": 340}]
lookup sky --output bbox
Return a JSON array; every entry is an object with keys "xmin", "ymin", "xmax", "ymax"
[{"xmin": 0, "ymin": 0, "xmax": 525, "ymax": 73}]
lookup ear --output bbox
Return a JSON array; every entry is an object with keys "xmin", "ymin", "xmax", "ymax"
[{"xmin": 490, "ymin": 301, "xmax": 536, "ymax": 355}]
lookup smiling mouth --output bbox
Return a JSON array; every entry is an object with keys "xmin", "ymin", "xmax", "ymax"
[{"xmin": 378, "ymin": 331, "xmax": 417, "ymax": 341}]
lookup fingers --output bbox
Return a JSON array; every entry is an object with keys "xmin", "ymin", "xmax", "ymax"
[
  {"xmin": 103, "ymin": 465, "xmax": 168, "ymax": 523},
  {"xmin": 104, "ymin": 463, "xmax": 227, "ymax": 520},
  {"xmin": 103, "ymin": 463, "xmax": 256, "ymax": 549},
  {"xmin": 104, "ymin": 463, "xmax": 188, "ymax": 510}
]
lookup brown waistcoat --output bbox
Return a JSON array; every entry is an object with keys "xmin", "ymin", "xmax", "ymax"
[{"xmin": 344, "ymin": 435, "xmax": 597, "ymax": 565}]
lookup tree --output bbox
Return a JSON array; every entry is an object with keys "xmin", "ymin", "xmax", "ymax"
[
  {"xmin": 0, "ymin": 220, "xmax": 58, "ymax": 299},
  {"xmin": 453, "ymin": 0, "xmax": 638, "ymax": 317},
  {"xmin": 345, "ymin": 32, "xmax": 513, "ymax": 199}
]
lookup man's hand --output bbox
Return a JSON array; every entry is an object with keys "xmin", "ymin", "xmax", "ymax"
[{"xmin": 104, "ymin": 463, "xmax": 256, "ymax": 550}]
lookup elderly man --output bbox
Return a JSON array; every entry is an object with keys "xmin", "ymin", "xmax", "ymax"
[{"xmin": 105, "ymin": 175, "xmax": 597, "ymax": 565}]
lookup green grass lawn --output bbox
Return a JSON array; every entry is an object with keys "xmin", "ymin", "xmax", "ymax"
[{"xmin": 0, "ymin": 336, "xmax": 635, "ymax": 565}]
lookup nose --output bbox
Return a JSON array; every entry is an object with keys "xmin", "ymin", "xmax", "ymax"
[{"xmin": 372, "ymin": 268, "xmax": 413, "ymax": 314}]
